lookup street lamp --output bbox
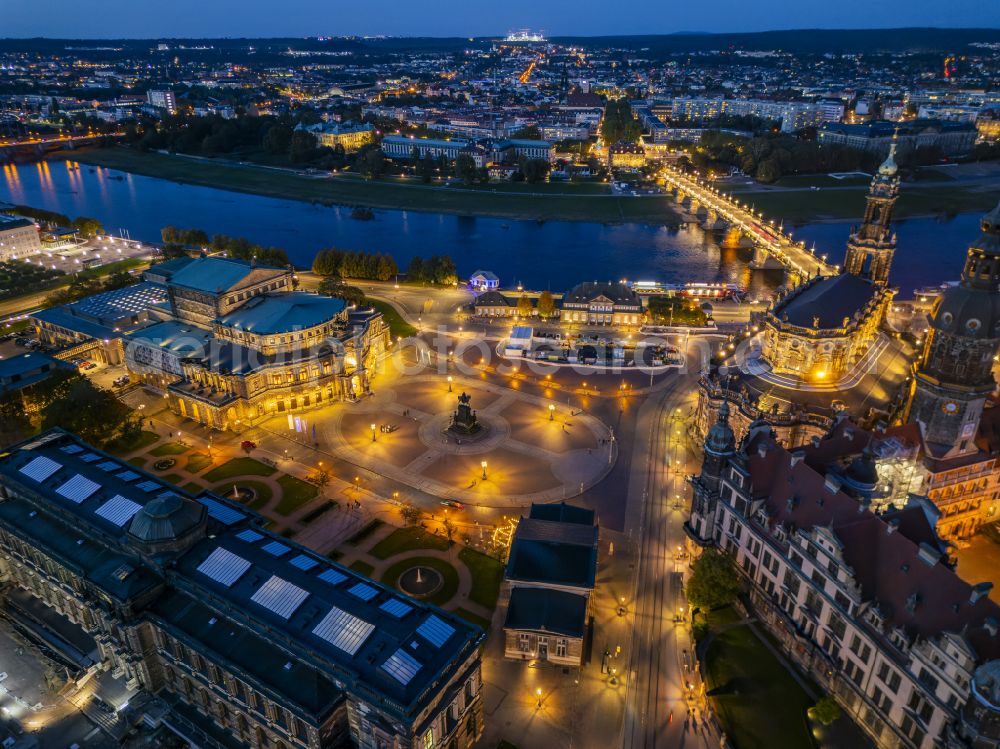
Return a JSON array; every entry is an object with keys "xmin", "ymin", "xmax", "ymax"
[
  {"xmin": 370, "ymin": 423, "xmax": 377, "ymax": 442},
  {"xmin": 481, "ymin": 460, "xmax": 488, "ymax": 480},
  {"xmin": 447, "ymin": 375, "xmax": 453, "ymax": 393},
  {"xmin": 535, "ymin": 688, "xmax": 542, "ymax": 708},
  {"xmin": 548, "ymin": 404, "xmax": 555, "ymax": 421}
]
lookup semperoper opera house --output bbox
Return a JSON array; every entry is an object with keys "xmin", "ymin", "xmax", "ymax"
[
  {"xmin": 0, "ymin": 429, "xmax": 485, "ymax": 749},
  {"xmin": 33, "ymin": 254, "xmax": 389, "ymax": 432}
]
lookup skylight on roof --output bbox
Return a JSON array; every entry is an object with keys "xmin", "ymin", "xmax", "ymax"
[
  {"xmin": 416, "ymin": 614, "xmax": 455, "ymax": 648},
  {"xmin": 79, "ymin": 453, "xmax": 101, "ymax": 463},
  {"xmin": 379, "ymin": 598, "xmax": 413, "ymax": 619},
  {"xmin": 94, "ymin": 495, "xmax": 142, "ymax": 527},
  {"xmin": 382, "ymin": 648, "xmax": 422, "ymax": 685},
  {"xmin": 236, "ymin": 529, "xmax": 264, "ymax": 543},
  {"xmin": 318, "ymin": 568, "xmax": 348, "ymax": 586},
  {"xmin": 115, "ymin": 470, "xmax": 141, "ymax": 482},
  {"xmin": 312, "ymin": 605, "xmax": 375, "ymax": 655},
  {"xmin": 250, "ymin": 575, "xmax": 309, "ymax": 619},
  {"xmin": 55, "ymin": 474, "xmax": 101, "ymax": 504},
  {"xmin": 96, "ymin": 460, "xmax": 120, "ymax": 471},
  {"xmin": 135, "ymin": 480, "xmax": 160, "ymax": 493},
  {"xmin": 289, "ymin": 554, "xmax": 318, "ymax": 571},
  {"xmin": 60, "ymin": 444, "xmax": 84, "ymax": 454},
  {"xmin": 348, "ymin": 582, "xmax": 378, "ymax": 601},
  {"xmin": 197, "ymin": 547, "xmax": 251, "ymax": 588},
  {"xmin": 261, "ymin": 541, "xmax": 290, "ymax": 557},
  {"xmin": 197, "ymin": 496, "xmax": 246, "ymax": 526},
  {"xmin": 19, "ymin": 455, "xmax": 61, "ymax": 483}
]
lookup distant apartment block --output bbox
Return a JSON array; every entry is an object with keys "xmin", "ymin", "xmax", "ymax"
[
  {"xmin": 818, "ymin": 120, "xmax": 978, "ymax": 158},
  {"xmin": 147, "ymin": 89, "xmax": 177, "ymax": 114},
  {"xmin": 297, "ymin": 121, "xmax": 374, "ymax": 152},
  {"xmin": 0, "ymin": 214, "xmax": 41, "ymax": 261}
]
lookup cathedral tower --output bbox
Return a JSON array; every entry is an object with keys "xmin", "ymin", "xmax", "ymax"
[
  {"xmin": 904, "ymin": 201, "xmax": 1000, "ymax": 458},
  {"xmin": 844, "ymin": 143, "xmax": 900, "ymax": 286}
]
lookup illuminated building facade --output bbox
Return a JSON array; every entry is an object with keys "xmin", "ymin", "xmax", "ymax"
[
  {"xmin": 124, "ymin": 256, "xmax": 388, "ymax": 431},
  {"xmin": 0, "ymin": 214, "xmax": 41, "ymax": 261},
  {"xmin": 0, "ymin": 429, "xmax": 485, "ymax": 749}
]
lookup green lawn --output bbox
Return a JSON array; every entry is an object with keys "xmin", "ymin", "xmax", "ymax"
[
  {"xmin": 347, "ymin": 519, "xmax": 384, "ymax": 546},
  {"xmin": 160, "ymin": 473, "xmax": 185, "ymax": 486},
  {"xmin": 182, "ymin": 481, "xmax": 204, "ymax": 495},
  {"xmin": 105, "ymin": 430, "xmax": 159, "ymax": 455},
  {"xmin": 366, "ymin": 299, "xmax": 417, "ymax": 339},
  {"xmin": 380, "ymin": 557, "xmax": 459, "ymax": 607},
  {"xmin": 371, "ymin": 526, "xmax": 452, "ymax": 560},
  {"xmin": 702, "ymin": 606, "xmax": 816, "ymax": 749},
  {"xmin": 149, "ymin": 441, "xmax": 190, "ymax": 457},
  {"xmin": 458, "ymin": 547, "xmax": 504, "ymax": 610},
  {"xmin": 66, "ymin": 148, "xmax": 686, "ymax": 224},
  {"xmin": 274, "ymin": 474, "xmax": 320, "ymax": 516},
  {"xmin": 126, "ymin": 456, "xmax": 147, "ymax": 468},
  {"xmin": 451, "ymin": 606, "xmax": 491, "ymax": 631},
  {"xmin": 211, "ymin": 480, "xmax": 274, "ymax": 511},
  {"xmin": 203, "ymin": 457, "xmax": 277, "ymax": 482},
  {"xmin": 350, "ymin": 560, "xmax": 376, "ymax": 576},
  {"xmin": 184, "ymin": 452, "xmax": 214, "ymax": 473}
]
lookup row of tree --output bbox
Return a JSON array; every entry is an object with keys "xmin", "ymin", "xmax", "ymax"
[
  {"xmin": 12, "ymin": 206, "xmax": 103, "ymax": 237},
  {"xmin": 406, "ymin": 255, "xmax": 458, "ymax": 285},
  {"xmin": 158, "ymin": 227, "xmax": 291, "ymax": 268},
  {"xmin": 600, "ymin": 99, "xmax": 643, "ymax": 145},
  {"xmin": 311, "ymin": 249, "xmax": 399, "ymax": 281},
  {"xmin": 160, "ymin": 226, "xmax": 210, "ymax": 247}
]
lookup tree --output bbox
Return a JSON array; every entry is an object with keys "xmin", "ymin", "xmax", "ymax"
[
  {"xmin": 263, "ymin": 124, "xmax": 293, "ymax": 154},
  {"xmin": 537, "ymin": 290, "xmax": 555, "ymax": 319},
  {"xmin": 289, "ymin": 130, "xmax": 317, "ymax": 163},
  {"xmin": 240, "ymin": 440, "xmax": 257, "ymax": 456},
  {"xmin": 686, "ymin": 549, "xmax": 740, "ymax": 610},
  {"xmin": 407, "ymin": 256, "xmax": 425, "ymax": 283},
  {"xmin": 71, "ymin": 216, "xmax": 103, "ymax": 238},
  {"xmin": 38, "ymin": 374, "xmax": 131, "ymax": 446},
  {"xmin": 517, "ymin": 294, "xmax": 533, "ymax": 318},
  {"xmin": 318, "ymin": 278, "xmax": 366, "ymax": 306},
  {"xmin": 311, "ymin": 469, "xmax": 331, "ymax": 489},
  {"xmin": 808, "ymin": 696, "xmax": 842, "ymax": 726},
  {"xmin": 512, "ymin": 125, "xmax": 541, "ymax": 140},
  {"xmin": 456, "ymin": 153, "xmax": 478, "ymax": 185},
  {"xmin": 399, "ymin": 502, "xmax": 422, "ymax": 526},
  {"xmin": 358, "ymin": 148, "xmax": 386, "ymax": 178}
]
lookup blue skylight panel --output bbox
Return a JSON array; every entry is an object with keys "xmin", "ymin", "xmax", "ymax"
[
  {"xmin": 417, "ymin": 615, "xmax": 455, "ymax": 648},
  {"xmin": 96, "ymin": 460, "xmax": 120, "ymax": 471},
  {"xmin": 115, "ymin": 470, "xmax": 141, "ymax": 482},
  {"xmin": 250, "ymin": 575, "xmax": 309, "ymax": 619},
  {"xmin": 59, "ymin": 444, "xmax": 84, "ymax": 454},
  {"xmin": 289, "ymin": 554, "xmax": 318, "ymax": 571},
  {"xmin": 55, "ymin": 474, "xmax": 101, "ymax": 504},
  {"xmin": 381, "ymin": 648, "xmax": 422, "ymax": 685},
  {"xmin": 379, "ymin": 598, "xmax": 413, "ymax": 619},
  {"xmin": 318, "ymin": 568, "xmax": 348, "ymax": 586},
  {"xmin": 79, "ymin": 453, "xmax": 101, "ymax": 463},
  {"xmin": 197, "ymin": 496, "xmax": 246, "ymax": 526},
  {"xmin": 19, "ymin": 455, "xmax": 61, "ymax": 482},
  {"xmin": 261, "ymin": 541, "xmax": 291, "ymax": 557},
  {"xmin": 197, "ymin": 547, "xmax": 251, "ymax": 587},
  {"xmin": 135, "ymin": 480, "xmax": 161, "ymax": 493},
  {"xmin": 312, "ymin": 606, "xmax": 375, "ymax": 655},
  {"xmin": 348, "ymin": 582, "xmax": 378, "ymax": 601},
  {"xmin": 236, "ymin": 529, "xmax": 264, "ymax": 543},
  {"xmin": 94, "ymin": 495, "xmax": 143, "ymax": 526}
]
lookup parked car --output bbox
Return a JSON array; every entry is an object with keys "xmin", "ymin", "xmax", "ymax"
[
  {"xmin": 113, "ymin": 375, "xmax": 130, "ymax": 387},
  {"xmin": 440, "ymin": 500, "xmax": 465, "ymax": 509}
]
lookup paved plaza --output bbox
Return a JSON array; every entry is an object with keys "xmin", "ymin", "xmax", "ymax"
[{"xmin": 266, "ymin": 373, "xmax": 616, "ymax": 508}]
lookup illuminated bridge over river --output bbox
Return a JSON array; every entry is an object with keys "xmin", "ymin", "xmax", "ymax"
[{"xmin": 660, "ymin": 164, "xmax": 839, "ymax": 281}]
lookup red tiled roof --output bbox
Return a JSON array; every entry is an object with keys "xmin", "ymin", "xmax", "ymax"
[{"xmin": 746, "ymin": 433, "xmax": 1000, "ymax": 661}]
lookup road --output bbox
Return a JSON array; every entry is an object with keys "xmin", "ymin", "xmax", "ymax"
[{"xmin": 621, "ymin": 345, "xmax": 718, "ymax": 749}]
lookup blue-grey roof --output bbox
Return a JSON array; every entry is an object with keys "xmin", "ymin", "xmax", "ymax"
[
  {"xmin": 126, "ymin": 320, "xmax": 213, "ymax": 357},
  {"xmin": 504, "ymin": 587, "xmax": 588, "ymax": 637},
  {"xmin": 216, "ymin": 292, "xmax": 346, "ymax": 334},
  {"xmin": 0, "ymin": 215, "xmax": 34, "ymax": 230},
  {"xmin": 506, "ymin": 514, "xmax": 599, "ymax": 589},
  {"xmin": 32, "ymin": 306, "xmax": 119, "ymax": 341},
  {"xmin": 0, "ymin": 429, "xmax": 483, "ymax": 724},
  {"xmin": 0, "ymin": 352, "xmax": 74, "ymax": 391},
  {"xmin": 382, "ymin": 135, "xmax": 467, "ymax": 150},
  {"xmin": 166, "ymin": 256, "xmax": 280, "ymax": 293}
]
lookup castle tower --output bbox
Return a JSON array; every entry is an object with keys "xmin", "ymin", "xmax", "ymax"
[
  {"xmin": 843, "ymin": 142, "xmax": 900, "ymax": 286},
  {"xmin": 698, "ymin": 400, "xmax": 736, "ymax": 493},
  {"xmin": 904, "ymin": 201, "xmax": 1000, "ymax": 458}
]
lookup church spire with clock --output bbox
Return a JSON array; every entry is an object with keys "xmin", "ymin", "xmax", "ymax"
[
  {"xmin": 904, "ymin": 201, "xmax": 1000, "ymax": 458},
  {"xmin": 843, "ymin": 141, "xmax": 900, "ymax": 286}
]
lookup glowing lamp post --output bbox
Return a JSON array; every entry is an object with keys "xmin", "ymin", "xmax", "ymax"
[
  {"xmin": 447, "ymin": 375, "xmax": 453, "ymax": 393},
  {"xmin": 370, "ymin": 423, "xmax": 377, "ymax": 442},
  {"xmin": 548, "ymin": 404, "xmax": 555, "ymax": 421},
  {"xmin": 481, "ymin": 460, "xmax": 488, "ymax": 480}
]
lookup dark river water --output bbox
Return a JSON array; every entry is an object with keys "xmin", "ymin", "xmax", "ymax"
[{"xmin": 0, "ymin": 158, "xmax": 982, "ymax": 298}]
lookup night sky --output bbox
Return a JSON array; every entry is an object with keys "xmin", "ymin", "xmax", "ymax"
[{"xmin": 6, "ymin": 0, "xmax": 999, "ymax": 38}]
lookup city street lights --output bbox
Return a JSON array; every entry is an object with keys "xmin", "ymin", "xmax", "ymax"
[
  {"xmin": 481, "ymin": 460, "xmax": 488, "ymax": 480},
  {"xmin": 447, "ymin": 375, "xmax": 453, "ymax": 393},
  {"xmin": 548, "ymin": 404, "xmax": 555, "ymax": 421},
  {"xmin": 535, "ymin": 688, "xmax": 542, "ymax": 709},
  {"xmin": 370, "ymin": 423, "xmax": 377, "ymax": 442}
]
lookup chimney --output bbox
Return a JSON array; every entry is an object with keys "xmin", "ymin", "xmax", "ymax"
[
  {"xmin": 886, "ymin": 517, "xmax": 900, "ymax": 534},
  {"xmin": 917, "ymin": 542, "xmax": 942, "ymax": 567},
  {"xmin": 984, "ymin": 617, "xmax": 998, "ymax": 636},
  {"xmin": 790, "ymin": 450, "xmax": 805, "ymax": 467},
  {"xmin": 824, "ymin": 474, "xmax": 841, "ymax": 494},
  {"xmin": 971, "ymin": 582, "xmax": 994, "ymax": 606},
  {"xmin": 811, "ymin": 436, "xmax": 821, "ymax": 448},
  {"xmin": 757, "ymin": 443, "xmax": 768, "ymax": 458}
]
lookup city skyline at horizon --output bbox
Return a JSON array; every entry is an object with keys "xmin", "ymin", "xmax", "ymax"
[{"xmin": 5, "ymin": 0, "xmax": 999, "ymax": 39}]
